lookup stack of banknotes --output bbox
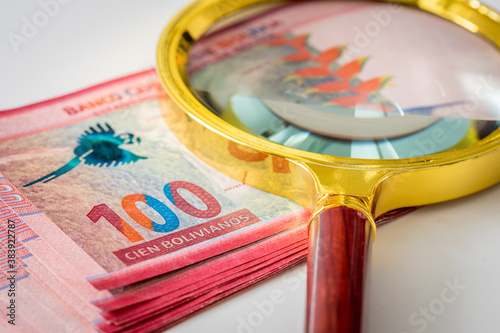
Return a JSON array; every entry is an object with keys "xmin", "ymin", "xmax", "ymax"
[
  {"xmin": 0, "ymin": 69, "xmax": 315, "ymax": 332},
  {"xmin": 0, "ymin": 67, "xmax": 412, "ymax": 332},
  {"xmin": 0, "ymin": 68, "xmax": 415, "ymax": 333},
  {"xmin": 0, "ymin": 2, "xmax": 424, "ymax": 331}
]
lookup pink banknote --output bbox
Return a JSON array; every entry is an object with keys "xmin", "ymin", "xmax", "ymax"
[{"xmin": 0, "ymin": 69, "xmax": 308, "ymax": 292}]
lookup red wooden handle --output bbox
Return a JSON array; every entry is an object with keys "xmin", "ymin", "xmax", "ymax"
[{"xmin": 306, "ymin": 206, "xmax": 372, "ymax": 333}]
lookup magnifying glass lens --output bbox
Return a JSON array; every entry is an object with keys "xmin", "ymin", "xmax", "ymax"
[
  {"xmin": 187, "ymin": 1, "xmax": 500, "ymax": 159},
  {"xmin": 159, "ymin": 1, "xmax": 500, "ymax": 332}
]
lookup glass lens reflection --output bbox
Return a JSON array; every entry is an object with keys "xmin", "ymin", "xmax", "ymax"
[{"xmin": 187, "ymin": 1, "xmax": 500, "ymax": 159}]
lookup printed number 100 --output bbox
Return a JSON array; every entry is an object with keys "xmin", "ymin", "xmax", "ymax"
[{"xmin": 87, "ymin": 181, "xmax": 221, "ymax": 242}]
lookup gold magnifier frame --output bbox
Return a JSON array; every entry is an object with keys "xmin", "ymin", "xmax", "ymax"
[{"xmin": 157, "ymin": 0, "xmax": 500, "ymax": 332}]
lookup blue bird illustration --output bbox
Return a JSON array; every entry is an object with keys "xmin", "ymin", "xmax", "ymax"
[{"xmin": 24, "ymin": 123, "xmax": 147, "ymax": 187}]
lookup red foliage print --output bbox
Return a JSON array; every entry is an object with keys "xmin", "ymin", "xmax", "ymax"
[{"xmin": 266, "ymin": 34, "xmax": 394, "ymax": 111}]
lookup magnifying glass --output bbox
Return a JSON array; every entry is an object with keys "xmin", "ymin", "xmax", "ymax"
[{"xmin": 157, "ymin": 0, "xmax": 500, "ymax": 332}]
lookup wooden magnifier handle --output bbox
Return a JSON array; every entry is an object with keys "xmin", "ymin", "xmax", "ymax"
[{"xmin": 306, "ymin": 206, "xmax": 372, "ymax": 333}]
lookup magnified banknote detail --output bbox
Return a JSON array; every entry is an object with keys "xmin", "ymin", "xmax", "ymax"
[{"xmin": 188, "ymin": 1, "xmax": 500, "ymax": 158}]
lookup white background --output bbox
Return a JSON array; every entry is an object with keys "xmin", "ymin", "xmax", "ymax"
[{"xmin": 1, "ymin": 1, "xmax": 500, "ymax": 333}]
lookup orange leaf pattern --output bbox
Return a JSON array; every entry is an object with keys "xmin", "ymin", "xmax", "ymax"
[
  {"xmin": 305, "ymin": 80, "xmax": 351, "ymax": 94},
  {"xmin": 287, "ymin": 66, "xmax": 331, "ymax": 79},
  {"xmin": 353, "ymin": 76, "xmax": 391, "ymax": 95},
  {"xmin": 266, "ymin": 34, "xmax": 394, "ymax": 110},
  {"xmin": 334, "ymin": 57, "xmax": 368, "ymax": 80},
  {"xmin": 315, "ymin": 45, "xmax": 345, "ymax": 66},
  {"xmin": 281, "ymin": 48, "xmax": 314, "ymax": 63},
  {"xmin": 326, "ymin": 95, "xmax": 367, "ymax": 107}
]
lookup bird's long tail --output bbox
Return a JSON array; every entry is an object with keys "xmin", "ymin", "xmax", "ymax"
[{"xmin": 24, "ymin": 157, "xmax": 81, "ymax": 187}]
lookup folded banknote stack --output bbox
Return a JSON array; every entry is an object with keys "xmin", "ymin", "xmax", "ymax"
[
  {"xmin": 0, "ymin": 2, "xmax": 423, "ymax": 330},
  {"xmin": 0, "ymin": 67, "xmax": 415, "ymax": 333},
  {"xmin": 0, "ymin": 68, "xmax": 317, "ymax": 332}
]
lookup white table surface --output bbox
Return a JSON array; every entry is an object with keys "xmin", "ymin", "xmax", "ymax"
[{"xmin": 1, "ymin": 1, "xmax": 500, "ymax": 332}]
